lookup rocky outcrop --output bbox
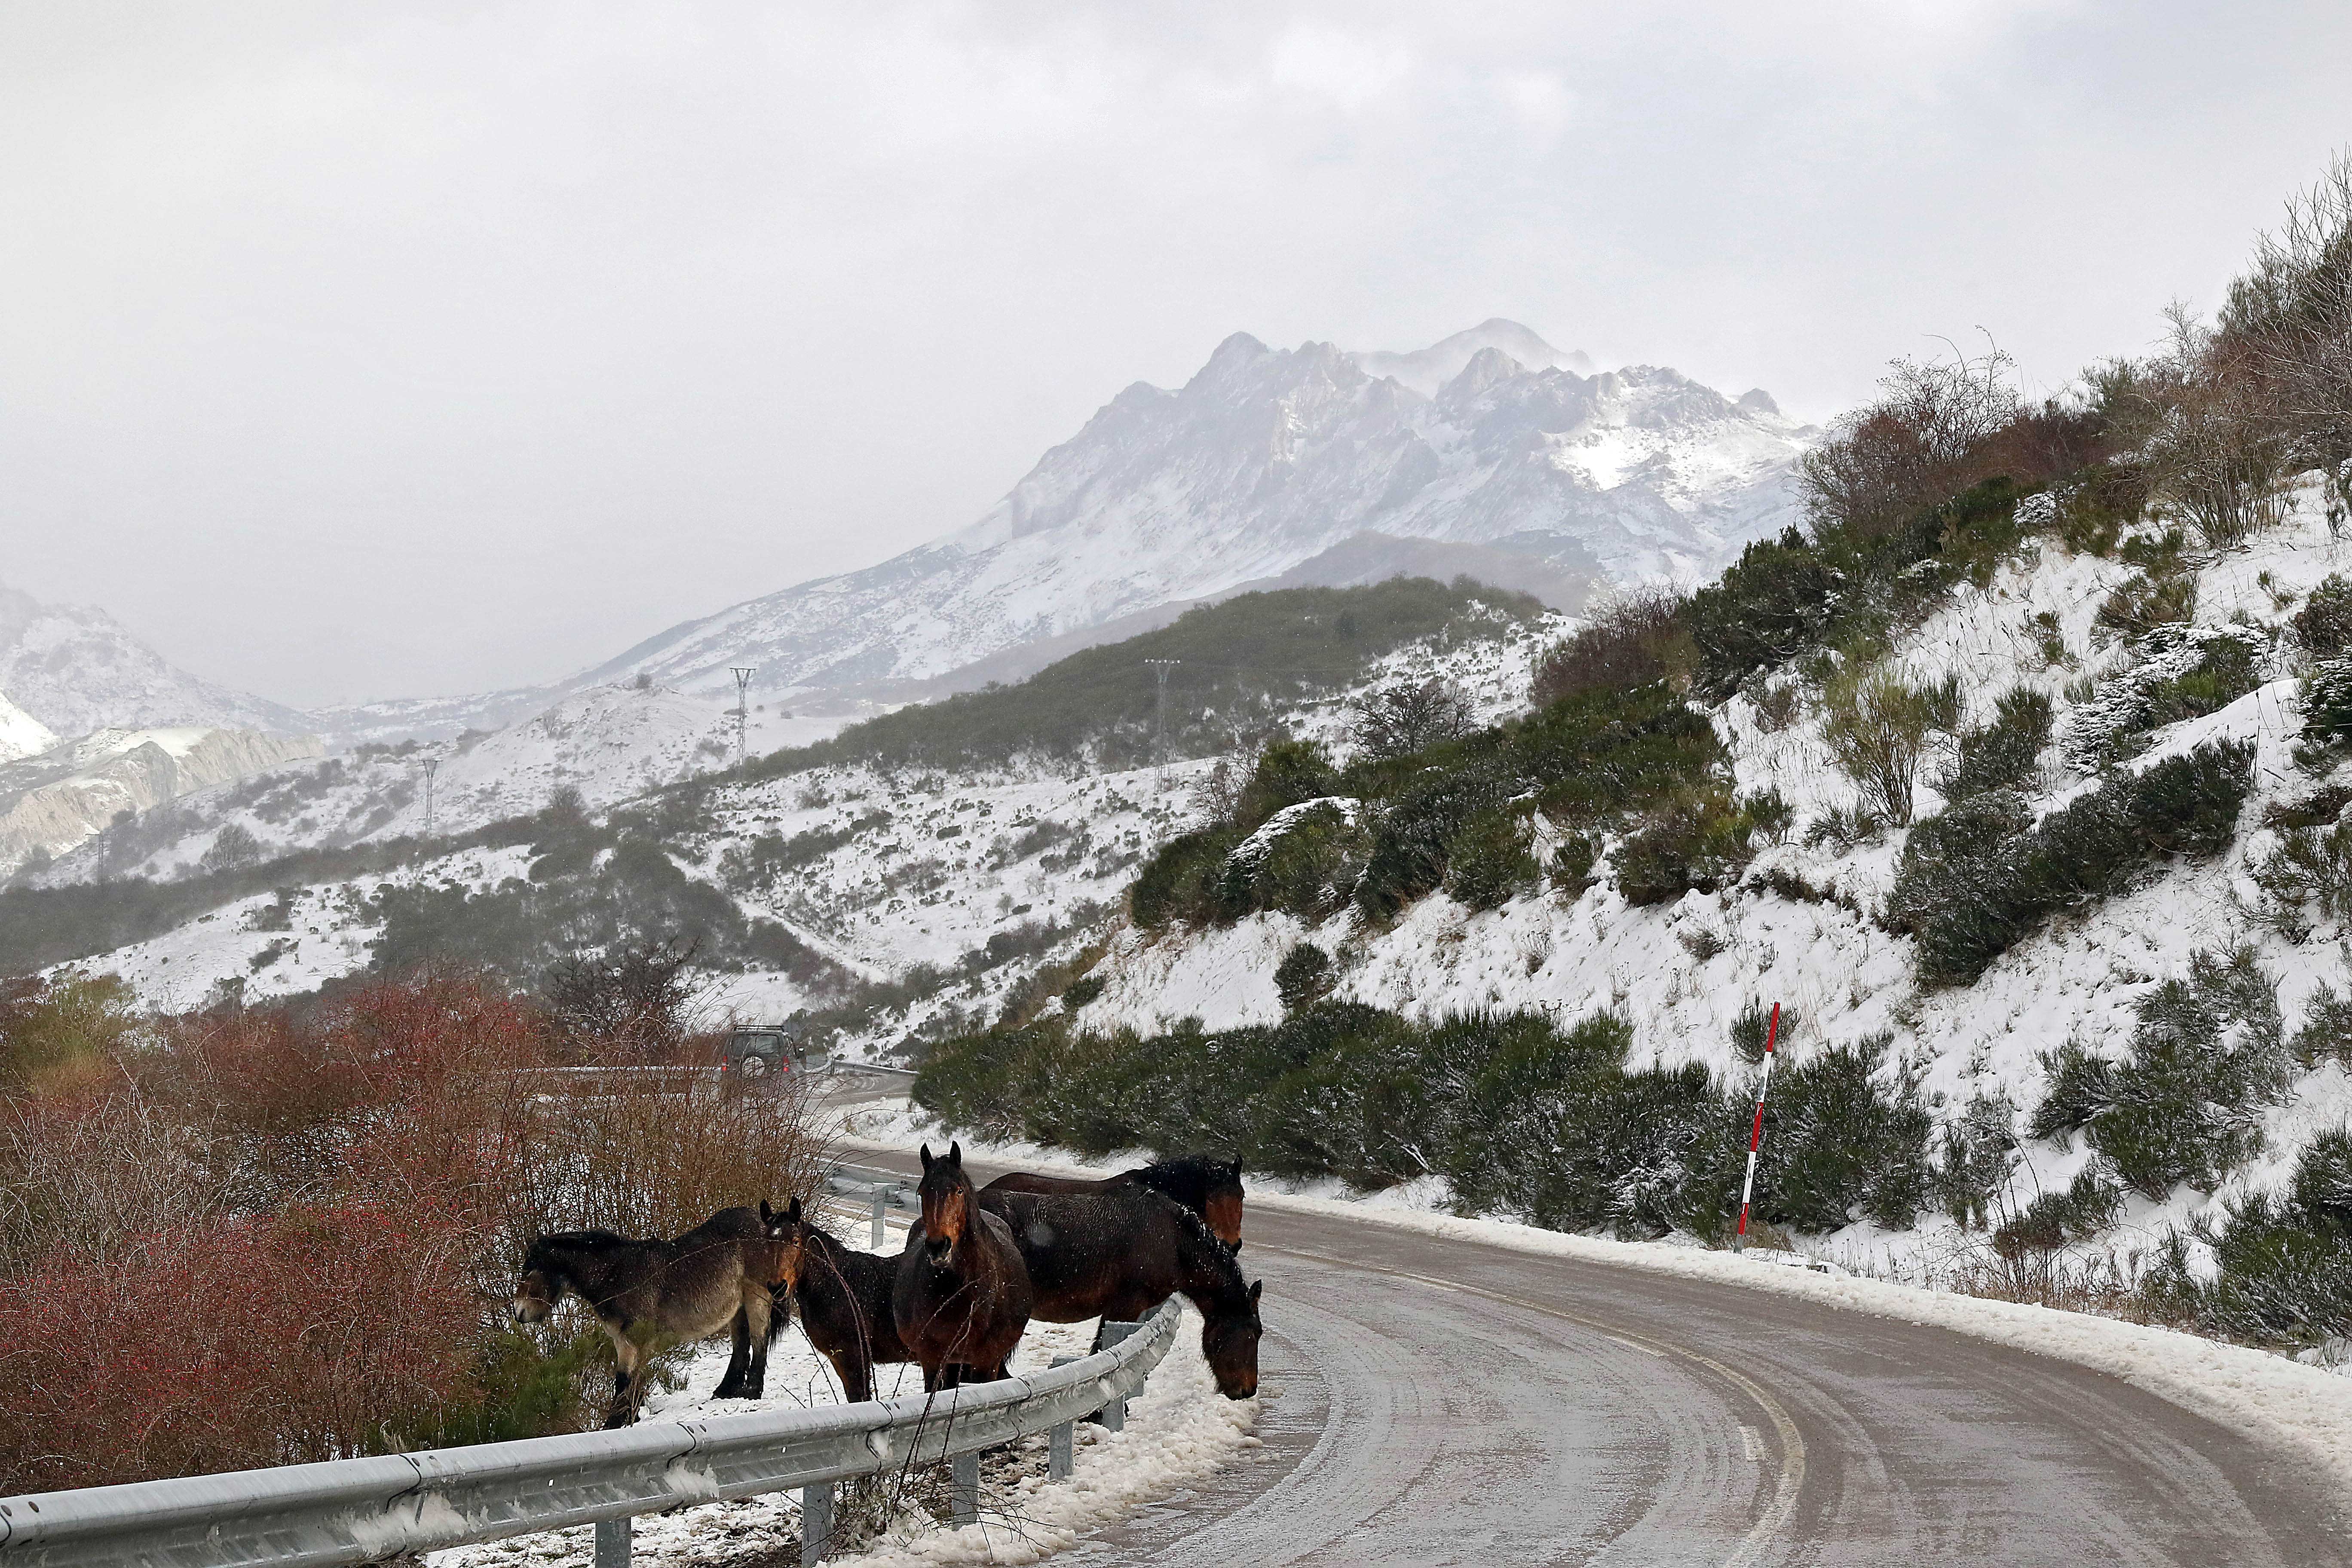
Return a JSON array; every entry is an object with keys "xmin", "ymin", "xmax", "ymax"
[{"xmin": 0, "ymin": 727, "xmax": 324, "ymax": 873}]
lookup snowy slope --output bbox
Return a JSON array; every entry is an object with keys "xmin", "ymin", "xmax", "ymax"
[
  {"xmin": 0, "ymin": 726, "xmax": 324, "ymax": 874},
  {"xmin": 1076, "ymin": 471, "xmax": 2352, "ymax": 1276},
  {"xmin": 0, "ymin": 692, "xmax": 56, "ymax": 763},
  {"xmin": 0, "ymin": 580, "xmax": 312, "ymax": 737},
  {"xmin": 568, "ymin": 323, "xmax": 1811, "ymax": 706}
]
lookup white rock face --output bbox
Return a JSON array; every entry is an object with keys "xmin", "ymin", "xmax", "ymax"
[
  {"xmin": 576, "ymin": 323, "xmax": 1814, "ymax": 704},
  {"xmin": 0, "ymin": 581, "xmax": 312, "ymax": 737},
  {"xmin": 0, "ymin": 726, "xmax": 325, "ymax": 872}
]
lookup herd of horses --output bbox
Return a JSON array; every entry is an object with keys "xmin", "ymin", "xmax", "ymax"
[{"xmin": 509, "ymin": 1148, "xmax": 1261, "ymax": 1428}]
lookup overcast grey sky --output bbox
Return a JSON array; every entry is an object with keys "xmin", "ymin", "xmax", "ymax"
[{"xmin": 4, "ymin": 2, "xmax": 2347, "ymax": 708}]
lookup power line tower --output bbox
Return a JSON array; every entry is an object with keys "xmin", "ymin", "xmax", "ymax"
[
  {"xmin": 421, "ymin": 758, "xmax": 438, "ymax": 839},
  {"xmin": 730, "ymin": 667, "xmax": 756, "ymax": 768},
  {"xmin": 1143, "ymin": 659, "xmax": 1182, "ymax": 757}
]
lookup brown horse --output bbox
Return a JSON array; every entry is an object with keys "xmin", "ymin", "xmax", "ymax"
[
  {"xmin": 892, "ymin": 1142, "xmax": 1033, "ymax": 1390},
  {"xmin": 756, "ymin": 1196, "xmax": 914, "ymax": 1402},
  {"xmin": 977, "ymin": 1181, "xmax": 1262, "ymax": 1398},
  {"xmin": 981, "ymin": 1154, "xmax": 1247, "ymax": 1251},
  {"xmin": 512, "ymin": 1205, "xmax": 796, "ymax": 1427}
]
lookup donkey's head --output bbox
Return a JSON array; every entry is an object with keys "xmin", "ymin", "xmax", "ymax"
[
  {"xmin": 758, "ymin": 1196, "xmax": 812, "ymax": 1295},
  {"xmin": 510, "ymin": 1238, "xmax": 564, "ymax": 1324},
  {"xmin": 917, "ymin": 1141, "xmax": 971, "ymax": 1262}
]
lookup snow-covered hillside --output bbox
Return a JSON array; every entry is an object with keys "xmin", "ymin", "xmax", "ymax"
[
  {"xmin": 29, "ymin": 680, "xmax": 871, "ymax": 885},
  {"xmin": 0, "ymin": 726, "xmax": 323, "ymax": 874},
  {"xmin": 1072, "ymin": 472, "xmax": 2352, "ymax": 1277},
  {"xmin": 570, "ymin": 322, "xmax": 1810, "ymax": 705},
  {"xmin": 0, "ymin": 580, "xmax": 311, "ymax": 738}
]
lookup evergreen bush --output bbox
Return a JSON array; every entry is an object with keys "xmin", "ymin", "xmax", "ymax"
[{"xmin": 1941, "ymin": 687, "xmax": 2052, "ymax": 800}]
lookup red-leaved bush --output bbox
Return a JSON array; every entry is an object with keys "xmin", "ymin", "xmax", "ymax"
[{"xmin": 0, "ymin": 967, "xmax": 824, "ymax": 1493}]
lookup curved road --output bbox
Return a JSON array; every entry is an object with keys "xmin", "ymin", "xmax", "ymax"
[{"xmin": 853, "ymin": 1147, "xmax": 2351, "ymax": 1565}]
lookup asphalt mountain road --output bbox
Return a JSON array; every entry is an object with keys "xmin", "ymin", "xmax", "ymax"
[{"xmin": 849, "ymin": 1145, "xmax": 2350, "ymax": 1566}]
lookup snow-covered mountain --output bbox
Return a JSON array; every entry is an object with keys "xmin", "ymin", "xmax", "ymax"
[
  {"xmin": 576, "ymin": 322, "xmax": 1813, "ymax": 704},
  {"xmin": 0, "ymin": 693, "xmax": 56, "ymax": 764},
  {"xmin": 0, "ymin": 581, "xmax": 312, "ymax": 738},
  {"xmin": 0, "ymin": 726, "xmax": 324, "ymax": 873}
]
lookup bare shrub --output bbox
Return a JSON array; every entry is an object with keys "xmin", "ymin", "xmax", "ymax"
[
  {"xmin": 1529, "ymin": 587, "xmax": 1691, "ymax": 706},
  {"xmin": 1347, "ymin": 679, "xmax": 1472, "ymax": 761},
  {"xmin": 2220, "ymin": 151, "xmax": 2352, "ymax": 520},
  {"xmin": 1801, "ymin": 346, "xmax": 2024, "ymax": 540},
  {"xmin": 544, "ymin": 936, "xmax": 716, "ymax": 1063},
  {"xmin": 2103, "ymin": 306, "xmax": 2295, "ymax": 551}
]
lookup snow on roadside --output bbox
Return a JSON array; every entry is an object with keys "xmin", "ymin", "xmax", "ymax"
[{"xmin": 428, "ymin": 1204, "xmax": 1257, "ymax": 1568}]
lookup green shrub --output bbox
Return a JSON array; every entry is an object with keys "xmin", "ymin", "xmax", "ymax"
[
  {"xmin": 1822, "ymin": 664, "xmax": 1951, "ymax": 824},
  {"xmin": 2094, "ymin": 570, "xmax": 2199, "ymax": 644},
  {"xmin": 1274, "ymin": 943, "xmax": 1334, "ymax": 1012},
  {"xmin": 2293, "ymin": 575, "xmax": 2352, "ymax": 658},
  {"xmin": 1060, "ymin": 974, "xmax": 1106, "ymax": 1011},
  {"xmin": 2055, "ymin": 947, "xmax": 2288, "ymax": 1198},
  {"xmin": 1235, "ymin": 741, "xmax": 1341, "ymax": 831},
  {"xmin": 1752, "ymin": 1037, "xmax": 1934, "ymax": 1231},
  {"xmin": 1935, "ymin": 1092, "xmax": 2019, "ymax": 1230},
  {"xmin": 2142, "ymin": 1131, "xmax": 2352, "ymax": 1344},
  {"xmin": 2304, "ymin": 659, "xmax": 2352, "ymax": 750},
  {"xmin": 2047, "ymin": 463, "xmax": 2151, "ymax": 557},
  {"xmin": 1893, "ymin": 741, "xmax": 2253, "ymax": 985},
  {"xmin": 1729, "ymin": 998, "xmax": 1796, "ymax": 1065},
  {"xmin": 1687, "ymin": 530, "xmax": 1838, "ymax": 701},
  {"xmin": 2291, "ymin": 965, "xmax": 2352, "ymax": 1068},
  {"xmin": 2062, "ymin": 625, "xmax": 2266, "ymax": 769},
  {"xmin": 1445, "ymin": 807, "xmax": 1540, "ymax": 911},
  {"xmin": 1614, "ymin": 788, "xmax": 1758, "ymax": 906},
  {"xmin": 1941, "ymin": 687, "xmax": 2052, "ymax": 800},
  {"xmin": 2249, "ymin": 821, "xmax": 2352, "ymax": 937},
  {"xmin": 1128, "ymin": 827, "xmax": 1243, "ymax": 928},
  {"xmin": 1220, "ymin": 801, "xmax": 1368, "ymax": 920}
]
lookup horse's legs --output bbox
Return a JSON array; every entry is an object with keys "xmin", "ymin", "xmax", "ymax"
[
  {"xmin": 714, "ymin": 1308, "xmax": 751, "ymax": 1400},
  {"xmin": 603, "ymin": 1329, "xmax": 644, "ymax": 1429},
  {"xmin": 830, "ymin": 1350, "xmax": 873, "ymax": 1404},
  {"xmin": 741, "ymin": 1290, "xmax": 772, "ymax": 1400}
]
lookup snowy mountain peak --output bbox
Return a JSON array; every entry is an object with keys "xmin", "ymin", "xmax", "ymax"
[
  {"xmin": 0, "ymin": 581, "xmax": 312, "ymax": 739},
  {"xmin": 1357, "ymin": 319, "xmax": 1595, "ymax": 397},
  {"xmin": 557, "ymin": 324, "xmax": 1813, "ymax": 713}
]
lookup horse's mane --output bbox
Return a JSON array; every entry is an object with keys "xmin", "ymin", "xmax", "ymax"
[
  {"xmin": 1129, "ymin": 1155, "xmax": 1241, "ymax": 1212},
  {"xmin": 1151, "ymin": 1188, "xmax": 1249, "ymax": 1305},
  {"xmin": 525, "ymin": 1228, "xmax": 634, "ymax": 1262}
]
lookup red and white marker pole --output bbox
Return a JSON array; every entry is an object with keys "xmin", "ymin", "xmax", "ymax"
[{"xmin": 1733, "ymin": 1001, "xmax": 1781, "ymax": 1252}]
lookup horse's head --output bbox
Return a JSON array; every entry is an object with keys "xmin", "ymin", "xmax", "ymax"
[
  {"xmin": 917, "ymin": 1141, "xmax": 971, "ymax": 1262},
  {"xmin": 510, "ymin": 1241, "xmax": 561, "ymax": 1324},
  {"xmin": 758, "ymin": 1196, "xmax": 811, "ymax": 1294},
  {"xmin": 1205, "ymin": 1158, "xmax": 1246, "ymax": 1253},
  {"xmin": 1200, "ymin": 1277, "xmax": 1263, "ymax": 1399}
]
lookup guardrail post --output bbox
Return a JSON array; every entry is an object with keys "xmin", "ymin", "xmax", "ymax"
[
  {"xmin": 951, "ymin": 1452, "xmax": 980, "ymax": 1527},
  {"xmin": 1096, "ymin": 1320, "xmax": 1142, "ymax": 1431},
  {"xmin": 1048, "ymin": 1355, "xmax": 1078, "ymax": 1479},
  {"xmin": 800, "ymin": 1480, "xmax": 833, "ymax": 1565},
  {"xmin": 594, "ymin": 1515, "xmax": 631, "ymax": 1568},
  {"xmin": 871, "ymin": 1190, "xmax": 887, "ymax": 1249}
]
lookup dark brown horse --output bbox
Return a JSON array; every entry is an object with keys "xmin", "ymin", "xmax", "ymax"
[
  {"xmin": 892, "ymin": 1142, "xmax": 1033, "ymax": 1390},
  {"xmin": 977, "ymin": 1181, "xmax": 1262, "ymax": 1398},
  {"xmin": 981, "ymin": 1154, "xmax": 1247, "ymax": 1252},
  {"xmin": 512, "ymin": 1205, "xmax": 795, "ymax": 1427},
  {"xmin": 756, "ymin": 1196, "xmax": 914, "ymax": 1402}
]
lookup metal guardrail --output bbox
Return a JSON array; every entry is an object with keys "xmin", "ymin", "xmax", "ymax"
[{"xmin": 0, "ymin": 1300, "xmax": 1182, "ymax": 1568}]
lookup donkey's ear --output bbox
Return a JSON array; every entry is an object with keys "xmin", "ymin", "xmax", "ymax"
[
  {"xmin": 787, "ymin": 1195, "xmax": 803, "ymax": 1222},
  {"xmin": 921, "ymin": 1143, "xmax": 935, "ymax": 1170},
  {"xmin": 1249, "ymin": 1279, "xmax": 1263, "ymax": 1304},
  {"xmin": 948, "ymin": 1140, "xmax": 963, "ymax": 1166},
  {"xmin": 761, "ymin": 1198, "xmax": 775, "ymax": 1225}
]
